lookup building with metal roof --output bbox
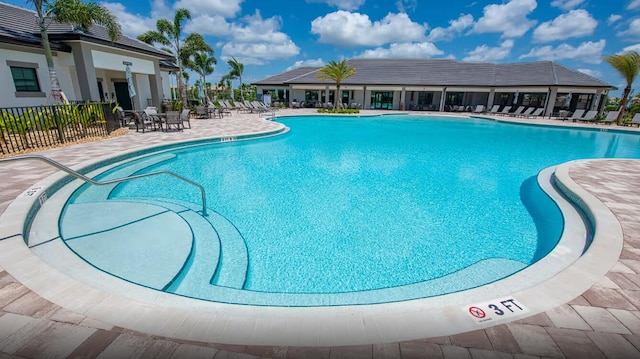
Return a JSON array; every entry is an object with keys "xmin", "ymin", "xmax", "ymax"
[
  {"xmin": 0, "ymin": 1, "xmax": 177, "ymax": 109},
  {"xmin": 253, "ymin": 58, "xmax": 614, "ymax": 116}
]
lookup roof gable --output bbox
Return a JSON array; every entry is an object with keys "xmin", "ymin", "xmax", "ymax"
[{"xmin": 0, "ymin": 2, "xmax": 171, "ymax": 58}]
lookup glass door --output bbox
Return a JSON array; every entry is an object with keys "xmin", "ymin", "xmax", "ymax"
[{"xmin": 370, "ymin": 91, "xmax": 394, "ymax": 109}]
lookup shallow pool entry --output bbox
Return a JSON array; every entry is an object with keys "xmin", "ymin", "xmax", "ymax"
[{"xmin": 58, "ymin": 115, "xmax": 640, "ymax": 306}]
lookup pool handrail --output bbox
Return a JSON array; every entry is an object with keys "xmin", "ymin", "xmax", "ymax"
[{"xmin": 0, "ymin": 154, "xmax": 208, "ymax": 216}]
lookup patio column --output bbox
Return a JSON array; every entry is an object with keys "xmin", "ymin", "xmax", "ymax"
[
  {"xmin": 487, "ymin": 89, "xmax": 495, "ymax": 107},
  {"xmin": 149, "ymin": 60, "xmax": 163, "ymax": 108},
  {"xmin": 544, "ymin": 87, "xmax": 558, "ymax": 118},
  {"xmin": 70, "ymin": 43, "xmax": 100, "ymax": 101},
  {"xmin": 439, "ymin": 88, "xmax": 447, "ymax": 112},
  {"xmin": 400, "ymin": 87, "xmax": 406, "ymax": 110}
]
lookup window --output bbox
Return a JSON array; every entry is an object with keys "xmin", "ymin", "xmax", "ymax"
[{"xmin": 10, "ymin": 66, "xmax": 41, "ymax": 92}]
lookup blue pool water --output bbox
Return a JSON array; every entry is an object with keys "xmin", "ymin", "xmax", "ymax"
[{"xmin": 62, "ymin": 115, "xmax": 640, "ymax": 305}]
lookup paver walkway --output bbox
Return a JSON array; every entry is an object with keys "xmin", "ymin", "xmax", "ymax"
[{"xmin": 1, "ymin": 110, "xmax": 640, "ymax": 358}]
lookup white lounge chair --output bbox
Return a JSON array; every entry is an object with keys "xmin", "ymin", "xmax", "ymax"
[
  {"xmin": 472, "ymin": 105, "xmax": 485, "ymax": 113},
  {"xmin": 567, "ymin": 109, "xmax": 585, "ymax": 122},
  {"xmin": 630, "ymin": 113, "xmax": 640, "ymax": 127},
  {"xmin": 497, "ymin": 106, "xmax": 512, "ymax": 115},
  {"xmin": 599, "ymin": 110, "xmax": 619, "ymax": 124},
  {"xmin": 580, "ymin": 110, "xmax": 598, "ymax": 123},
  {"xmin": 509, "ymin": 106, "xmax": 526, "ymax": 117},
  {"xmin": 526, "ymin": 108, "xmax": 544, "ymax": 118},
  {"xmin": 487, "ymin": 105, "xmax": 500, "ymax": 114},
  {"xmin": 518, "ymin": 107, "xmax": 535, "ymax": 118}
]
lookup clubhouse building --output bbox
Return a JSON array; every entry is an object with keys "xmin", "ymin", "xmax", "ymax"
[{"xmin": 253, "ymin": 58, "xmax": 614, "ymax": 117}]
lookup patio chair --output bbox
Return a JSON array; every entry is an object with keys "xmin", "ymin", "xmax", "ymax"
[
  {"xmin": 567, "ymin": 109, "xmax": 586, "ymax": 122},
  {"xmin": 630, "ymin": 113, "xmax": 640, "ymax": 127},
  {"xmin": 195, "ymin": 106, "xmax": 209, "ymax": 119},
  {"xmin": 180, "ymin": 109, "xmax": 192, "ymax": 128},
  {"xmin": 164, "ymin": 111, "xmax": 183, "ymax": 132},
  {"xmin": 598, "ymin": 110, "xmax": 619, "ymax": 125},
  {"xmin": 472, "ymin": 105, "xmax": 485, "ymax": 113},
  {"xmin": 143, "ymin": 107, "xmax": 162, "ymax": 130},
  {"xmin": 131, "ymin": 111, "xmax": 153, "ymax": 133}
]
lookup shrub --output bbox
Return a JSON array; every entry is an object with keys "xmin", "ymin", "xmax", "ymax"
[{"xmin": 317, "ymin": 108, "xmax": 360, "ymax": 114}]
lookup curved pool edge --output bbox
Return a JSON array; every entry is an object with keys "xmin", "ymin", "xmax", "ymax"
[{"xmin": 0, "ymin": 154, "xmax": 624, "ymax": 346}]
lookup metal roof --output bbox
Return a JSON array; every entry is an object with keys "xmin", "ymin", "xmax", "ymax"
[
  {"xmin": 0, "ymin": 2, "xmax": 172, "ymax": 59},
  {"xmin": 254, "ymin": 58, "xmax": 613, "ymax": 89}
]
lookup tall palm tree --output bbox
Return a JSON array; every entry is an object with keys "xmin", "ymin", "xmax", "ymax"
[
  {"xmin": 317, "ymin": 59, "xmax": 356, "ymax": 110},
  {"xmin": 226, "ymin": 57, "xmax": 245, "ymax": 102},
  {"xmin": 185, "ymin": 50, "xmax": 216, "ymax": 103},
  {"xmin": 137, "ymin": 8, "xmax": 212, "ymax": 107},
  {"xmin": 604, "ymin": 50, "xmax": 640, "ymax": 123},
  {"xmin": 28, "ymin": 0, "xmax": 121, "ymax": 103}
]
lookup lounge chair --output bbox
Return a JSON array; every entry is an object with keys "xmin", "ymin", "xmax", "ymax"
[
  {"xmin": 580, "ymin": 110, "xmax": 598, "ymax": 123},
  {"xmin": 472, "ymin": 105, "xmax": 485, "ymax": 113},
  {"xmin": 487, "ymin": 105, "xmax": 500, "ymax": 114},
  {"xmin": 630, "ymin": 113, "xmax": 640, "ymax": 127},
  {"xmin": 567, "ymin": 109, "xmax": 585, "ymax": 122},
  {"xmin": 517, "ymin": 107, "xmax": 535, "ymax": 118},
  {"xmin": 526, "ymin": 108, "xmax": 544, "ymax": 118},
  {"xmin": 164, "ymin": 111, "xmax": 183, "ymax": 131},
  {"xmin": 599, "ymin": 110, "xmax": 619, "ymax": 124},
  {"xmin": 509, "ymin": 106, "xmax": 526, "ymax": 117},
  {"xmin": 195, "ymin": 106, "xmax": 208, "ymax": 119},
  {"xmin": 497, "ymin": 106, "xmax": 512, "ymax": 115}
]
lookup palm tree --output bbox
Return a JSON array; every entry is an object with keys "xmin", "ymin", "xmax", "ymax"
[
  {"xmin": 28, "ymin": 0, "xmax": 121, "ymax": 103},
  {"xmin": 604, "ymin": 50, "xmax": 640, "ymax": 123},
  {"xmin": 226, "ymin": 57, "xmax": 245, "ymax": 102},
  {"xmin": 185, "ymin": 50, "xmax": 216, "ymax": 104},
  {"xmin": 137, "ymin": 8, "xmax": 212, "ymax": 108},
  {"xmin": 317, "ymin": 59, "xmax": 356, "ymax": 110}
]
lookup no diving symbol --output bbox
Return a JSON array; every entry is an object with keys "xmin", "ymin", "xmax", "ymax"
[{"xmin": 468, "ymin": 306, "xmax": 486, "ymax": 319}]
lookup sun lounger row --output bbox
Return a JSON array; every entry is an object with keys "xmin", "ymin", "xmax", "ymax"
[{"xmin": 486, "ymin": 105, "xmax": 545, "ymax": 118}]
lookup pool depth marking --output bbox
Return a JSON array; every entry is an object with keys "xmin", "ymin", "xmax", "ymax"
[{"xmin": 464, "ymin": 297, "xmax": 529, "ymax": 324}]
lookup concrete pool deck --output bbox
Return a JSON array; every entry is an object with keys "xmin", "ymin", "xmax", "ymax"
[{"xmin": 1, "ymin": 109, "xmax": 640, "ymax": 357}]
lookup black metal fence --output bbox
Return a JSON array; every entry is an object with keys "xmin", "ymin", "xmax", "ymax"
[{"xmin": 0, "ymin": 102, "xmax": 119, "ymax": 155}]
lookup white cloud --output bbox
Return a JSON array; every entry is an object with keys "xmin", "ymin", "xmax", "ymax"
[
  {"xmin": 532, "ymin": 9, "xmax": 597, "ymax": 43},
  {"xmin": 518, "ymin": 40, "xmax": 606, "ymax": 64},
  {"xmin": 306, "ymin": 0, "xmax": 365, "ymax": 11},
  {"xmin": 462, "ymin": 39, "xmax": 514, "ymax": 62},
  {"xmin": 577, "ymin": 68, "xmax": 602, "ymax": 78},
  {"xmin": 628, "ymin": 0, "xmax": 640, "ymax": 10},
  {"xmin": 427, "ymin": 14, "xmax": 474, "ymax": 42},
  {"xmin": 550, "ymin": 0, "xmax": 585, "ymax": 11},
  {"xmin": 311, "ymin": 11, "xmax": 428, "ymax": 47},
  {"xmin": 608, "ymin": 14, "xmax": 623, "ymax": 25},
  {"xmin": 219, "ymin": 11, "xmax": 300, "ymax": 65},
  {"xmin": 618, "ymin": 18, "xmax": 640, "ymax": 37},
  {"xmin": 622, "ymin": 44, "xmax": 640, "ymax": 53},
  {"xmin": 287, "ymin": 59, "xmax": 326, "ymax": 70},
  {"xmin": 184, "ymin": 15, "xmax": 231, "ymax": 36},
  {"xmin": 173, "ymin": 0, "xmax": 242, "ymax": 18},
  {"xmin": 396, "ymin": 0, "xmax": 418, "ymax": 12},
  {"xmin": 101, "ymin": 2, "xmax": 156, "ymax": 37},
  {"xmin": 471, "ymin": 0, "xmax": 537, "ymax": 38},
  {"xmin": 355, "ymin": 42, "xmax": 444, "ymax": 58}
]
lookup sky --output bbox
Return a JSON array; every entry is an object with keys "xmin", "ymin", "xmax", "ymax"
[{"xmin": 8, "ymin": 0, "xmax": 640, "ymax": 96}]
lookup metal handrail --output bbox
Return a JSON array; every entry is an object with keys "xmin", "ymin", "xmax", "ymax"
[{"xmin": 0, "ymin": 154, "xmax": 208, "ymax": 216}]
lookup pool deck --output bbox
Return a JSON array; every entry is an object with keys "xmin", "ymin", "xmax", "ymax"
[{"xmin": 1, "ymin": 109, "xmax": 640, "ymax": 358}]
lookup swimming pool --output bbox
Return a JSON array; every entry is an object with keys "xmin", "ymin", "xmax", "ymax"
[{"xmin": 54, "ymin": 115, "xmax": 640, "ymax": 306}]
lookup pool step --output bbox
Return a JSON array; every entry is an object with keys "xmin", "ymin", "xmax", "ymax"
[
  {"xmin": 120, "ymin": 197, "xmax": 249, "ymax": 290},
  {"xmin": 60, "ymin": 201, "xmax": 192, "ymax": 291}
]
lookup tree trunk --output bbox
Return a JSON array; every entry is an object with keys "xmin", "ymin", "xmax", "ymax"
[
  {"xmin": 334, "ymin": 84, "xmax": 340, "ymax": 110},
  {"xmin": 38, "ymin": 17, "xmax": 65, "ymax": 104},
  {"xmin": 618, "ymin": 86, "xmax": 631, "ymax": 123},
  {"xmin": 239, "ymin": 76, "xmax": 244, "ymax": 102}
]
